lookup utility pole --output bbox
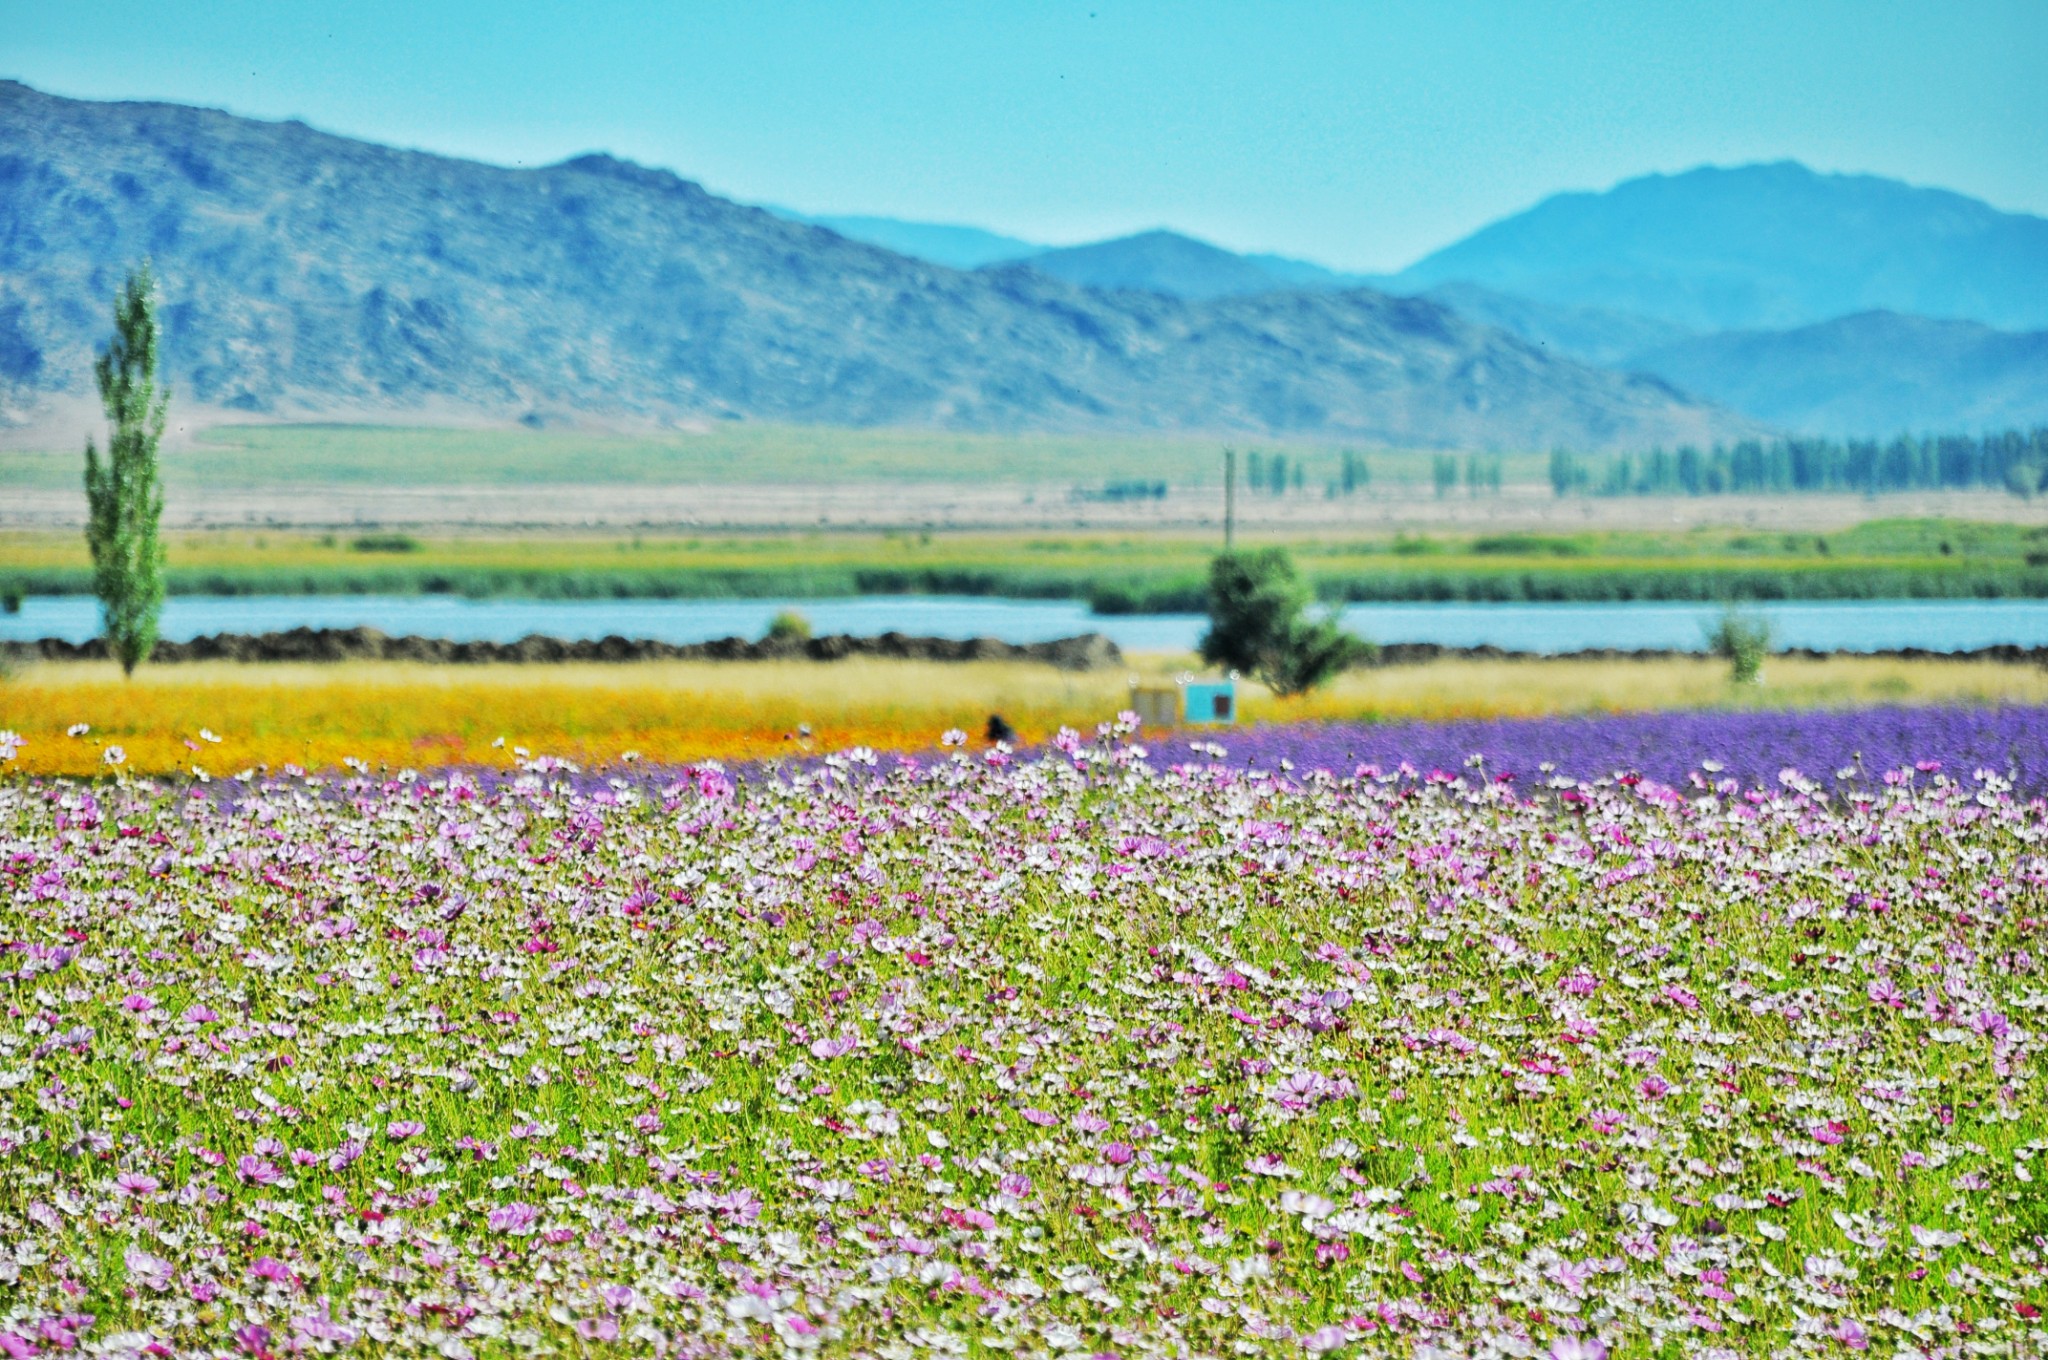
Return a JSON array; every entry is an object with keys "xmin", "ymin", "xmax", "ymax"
[{"xmin": 1223, "ymin": 447, "xmax": 1236, "ymax": 550}]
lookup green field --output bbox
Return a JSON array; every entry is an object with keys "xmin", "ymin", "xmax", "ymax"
[
  {"xmin": 6, "ymin": 517, "xmax": 2047, "ymax": 605},
  {"xmin": 7, "ymin": 423, "xmax": 2048, "ymax": 606}
]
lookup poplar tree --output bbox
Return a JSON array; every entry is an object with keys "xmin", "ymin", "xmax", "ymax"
[{"xmin": 83, "ymin": 264, "xmax": 169, "ymax": 676}]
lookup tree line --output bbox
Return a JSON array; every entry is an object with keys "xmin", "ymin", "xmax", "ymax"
[
  {"xmin": 1244, "ymin": 450, "xmax": 1375, "ymax": 498},
  {"xmin": 1549, "ymin": 428, "xmax": 2048, "ymax": 499}
]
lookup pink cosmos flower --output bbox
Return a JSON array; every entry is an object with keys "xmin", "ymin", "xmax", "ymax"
[
  {"xmin": 115, "ymin": 1172, "xmax": 161, "ymax": 1197},
  {"xmin": 237, "ymin": 1155, "xmax": 282, "ymax": 1185},
  {"xmin": 124, "ymin": 1245, "xmax": 175, "ymax": 1291},
  {"xmin": 1550, "ymin": 1340, "xmax": 1608, "ymax": 1360},
  {"xmin": 1546, "ymin": 1259, "xmax": 1594, "ymax": 1298},
  {"xmin": 249, "ymin": 1256, "xmax": 294, "ymax": 1283}
]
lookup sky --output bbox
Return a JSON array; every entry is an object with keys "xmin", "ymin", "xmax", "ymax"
[{"xmin": 2, "ymin": 0, "xmax": 2042, "ymax": 272}]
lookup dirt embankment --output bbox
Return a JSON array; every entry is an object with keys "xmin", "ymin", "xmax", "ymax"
[{"xmin": 3, "ymin": 627, "xmax": 1126, "ymax": 671}]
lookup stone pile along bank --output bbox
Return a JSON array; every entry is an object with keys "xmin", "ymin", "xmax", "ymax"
[{"xmin": 3, "ymin": 627, "xmax": 1126, "ymax": 670}]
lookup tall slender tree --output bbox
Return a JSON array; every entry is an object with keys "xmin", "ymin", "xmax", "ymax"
[{"xmin": 83, "ymin": 264, "xmax": 169, "ymax": 676}]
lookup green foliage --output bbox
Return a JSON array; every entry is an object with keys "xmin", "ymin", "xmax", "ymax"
[
  {"xmin": 1551, "ymin": 426, "xmax": 2048, "ymax": 499},
  {"xmin": 12, "ymin": 516, "xmax": 2048, "ymax": 609},
  {"xmin": 1548, "ymin": 447, "xmax": 1591, "ymax": 495},
  {"xmin": 1431, "ymin": 454, "xmax": 1458, "ymax": 498},
  {"xmin": 1463, "ymin": 453, "xmax": 1503, "ymax": 496},
  {"xmin": 764, "ymin": 610, "xmax": 813, "ymax": 644},
  {"xmin": 1707, "ymin": 605, "xmax": 1773, "ymax": 684},
  {"xmin": 349, "ymin": 532, "xmax": 422, "ymax": 553},
  {"xmin": 1199, "ymin": 548, "xmax": 1372, "ymax": 696},
  {"xmin": 1469, "ymin": 533, "xmax": 1584, "ymax": 557},
  {"xmin": 1338, "ymin": 449, "xmax": 1369, "ymax": 495},
  {"xmin": 82, "ymin": 264, "xmax": 169, "ymax": 676}
]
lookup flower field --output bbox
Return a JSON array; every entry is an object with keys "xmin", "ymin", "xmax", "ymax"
[
  {"xmin": 7, "ymin": 652, "xmax": 2048, "ymax": 778},
  {"xmin": 2, "ymin": 715, "xmax": 2046, "ymax": 1357}
]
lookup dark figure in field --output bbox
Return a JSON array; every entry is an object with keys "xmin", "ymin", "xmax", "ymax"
[{"xmin": 985, "ymin": 714, "xmax": 1017, "ymax": 744}]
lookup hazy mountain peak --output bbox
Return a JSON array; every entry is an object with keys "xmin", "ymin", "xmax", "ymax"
[
  {"xmin": 760, "ymin": 209, "xmax": 1040, "ymax": 269},
  {"xmin": 1001, "ymin": 229, "xmax": 1371, "ymax": 301},
  {"xmin": 1392, "ymin": 160, "xmax": 2048, "ymax": 332}
]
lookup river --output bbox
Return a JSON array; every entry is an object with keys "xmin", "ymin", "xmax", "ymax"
[{"xmin": 9, "ymin": 594, "xmax": 2048, "ymax": 654}]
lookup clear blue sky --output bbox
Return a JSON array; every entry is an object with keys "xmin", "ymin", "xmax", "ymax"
[{"xmin": 3, "ymin": 0, "xmax": 2041, "ymax": 271}]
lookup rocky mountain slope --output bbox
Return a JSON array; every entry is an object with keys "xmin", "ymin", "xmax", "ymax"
[{"xmin": 0, "ymin": 81, "xmax": 1751, "ymax": 450}]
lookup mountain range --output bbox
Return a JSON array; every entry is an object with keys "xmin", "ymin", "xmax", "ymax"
[
  {"xmin": 0, "ymin": 79, "xmax": 1750, "ymax": 451},
  {"xmin": 774, "ymin": 165, "xmax": 2048, "ymax": 437},
  {"xmin": 4, "ymin": 78, "xmax": 2041, "ymax": 449}
]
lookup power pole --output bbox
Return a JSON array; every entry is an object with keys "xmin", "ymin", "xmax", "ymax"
[{"xmin": 1223, "ymin": 448, "xmax": 1236, "ymax": 550}]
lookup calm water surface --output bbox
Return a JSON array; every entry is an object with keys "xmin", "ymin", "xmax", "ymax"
[{"xmin": 8, "ymin": 594, "xmax": 2048, "ymax": 654}]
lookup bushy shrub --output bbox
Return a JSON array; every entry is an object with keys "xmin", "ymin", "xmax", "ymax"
[
  {"xmin": 1200, "ymin": 549, "xmax": 1372, "ymax": 696},
  {"xmin": 765, "ymin": 610, "xmax": 813, "ymax": 644},
  {"xmin": 1708, "ymin": 604, "xmax": 1773, "ymax": 684},
  {"xmin": 349, "ymin": 533, "xmax": 422, "ymax": 554}
]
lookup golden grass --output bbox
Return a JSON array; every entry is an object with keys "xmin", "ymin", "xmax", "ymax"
[{"xmin": 4, "ymin": 654, "xmax": 2045, "ymax": 777}]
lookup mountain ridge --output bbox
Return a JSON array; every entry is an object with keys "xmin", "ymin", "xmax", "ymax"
[
  {"xmin": 778, "ymin": 176, "xmax": 2048, "ymax": 438},
  {"xmin": 0, "ymin": 79, "xmax": 1753, "ymax": 451}
]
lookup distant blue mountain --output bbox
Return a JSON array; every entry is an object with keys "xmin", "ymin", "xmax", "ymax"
[
  {"xmin": 1243, "ymin": 251, "xmax": 1370, "ymax": 290},
  {"xmin": 764, "ymin": 213, "xmax": 1373, "ymax": 300},
  {"xmin": 1414, "ymin": 283, "xmax": 2048, "ymax": 439},
  {"xmin": 999, "ymin": 230, "xmax": 1370, "ymax": 299},
  {"xmin": 1001, "ymin": 230, "xmax": 1301, "ymax": 299},
  {"xmin": 1389, "ymin": 161, "xmax": 2048, "ymax": 332},
  {"xmin": 1625, "ymin": 311, "xmax": 2048, "ymax": 437},
  {"xmin": 760, "ymin": 188, "xmax": 2048, "ymax": 439},
  {"xmin": 763, "ymin": 209, "xmax": 1039, "ymax": 269},
  {"xmin": 1412, "ymin": 282, "xmax": 1695, "ymax": 368}
]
